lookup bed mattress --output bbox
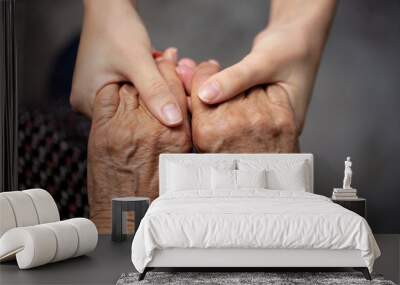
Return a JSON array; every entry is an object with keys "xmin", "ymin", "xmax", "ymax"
[{"xmin": 131, "ymin": 190, "xmax": 380, "ymax": 273}]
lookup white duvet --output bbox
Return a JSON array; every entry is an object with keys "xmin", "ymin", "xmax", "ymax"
[{"xmin": 131, "ymin": 190, "xmax": 380, "ymax": 273}]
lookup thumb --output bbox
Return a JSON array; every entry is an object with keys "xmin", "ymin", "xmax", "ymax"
[
  {"xmin": 190, "ymin": 60, "xmax": 220, "ymax": 112},
  {"xmin": 92, "ymin": 84, "xmax": 120, "ymax": 125},
  {"xmin": 124, "ymin": 48, "xmax": 183, "ymax": 127},
  {"xmin": 176, "ymin": 58, "xmax": 197, "ymax": 94},
  {"xmin": 197, "ymin": 55, "xmax": 274, "ymax": 104}
]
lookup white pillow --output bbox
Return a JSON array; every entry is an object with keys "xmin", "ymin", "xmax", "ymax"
[
  {"xmin": 211, "ymin": 168, "xmax": 236, "ymax": 190},
  {"xmin": 236, "ymin": 169, "xmax": 267, "ymax": 188},
  {"xmin": 167, "ymin": 163, "xmax": 211, "ymax": 191},
  {"xmin": 211, "ymin": 169, "xmax": 268, "ymax": 190},
  {"xmin": 238, "ymin": 160, "xmax": 308, "ymax": 191},
  {"xmin": 166, "ymin": 160, "xmax": 236, "ymax": 192},
  {"xmin": 266, "ymin": 166, "xmax": 306, "ymax": 191}
]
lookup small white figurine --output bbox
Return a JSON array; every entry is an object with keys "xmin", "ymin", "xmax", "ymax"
[{"xmin": 343, "ymin": 156, "xmax": 353, "ymax": 189}]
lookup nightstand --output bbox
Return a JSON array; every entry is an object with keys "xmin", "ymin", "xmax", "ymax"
[
  {"xmin": 112, "ymin": 197, "xmax": 150, "ymax": 242},
  {"xmin": 332, "ymin": 197, "xmax": 366, "ymax": 219}
]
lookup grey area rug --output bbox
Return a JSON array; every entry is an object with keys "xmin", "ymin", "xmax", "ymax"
[{"xmin": 117, "ymin": 272, "xmax": 396, "ymax": 285}]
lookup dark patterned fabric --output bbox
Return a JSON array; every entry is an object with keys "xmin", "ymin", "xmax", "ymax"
[{"xmin": 18, "ymin": 110, "xmax": 89, "ymax": 219}]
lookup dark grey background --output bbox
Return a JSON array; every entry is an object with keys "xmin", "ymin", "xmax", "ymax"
[{"xmin": 16, "ymin": 0, "xmax": 400, "ymax": 233}]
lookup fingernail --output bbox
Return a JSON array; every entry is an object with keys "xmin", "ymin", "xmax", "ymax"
[
  {"xmin": 178, "ymin": 58, "xmax": 196, "ymax": 68},
  {"xmin": 198, "ymin": 81, "xmax": 220, "ymax": 103},
  {"xmin": 208, "ymin": 59, "xmax": 220, "ymax": 66},
  {"xmin": 176, "ymin": 66, "xmax": 185, "ymax": 76},
  {"xmin": 162, "ymin": 103, "xmax": 182, "ymax": 124},
  {"xmin": 164, "ymin": 47, "xmax": 178, "ymax": 62}
]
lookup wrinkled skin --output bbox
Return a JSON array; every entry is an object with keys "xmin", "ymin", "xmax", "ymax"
[
  {"xmin": 87, "ymin": 59, "xmax": 300, "ymax": 233},
  {"xmin": 189, "ymin": 62, "xmax": 299, "ymax": 153},
  {"xmin": 87, "ymin": 58, "xmax": 191, "ymax": 233}
]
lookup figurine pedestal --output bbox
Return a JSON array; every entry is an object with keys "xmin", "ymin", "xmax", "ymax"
[
  {"xmin": 333, "ymin": 188, "xmax": 357, "ymax": 192},
  {"xmin": 332, "ymin": 188, "xmax": 358, "ymax": 200}
]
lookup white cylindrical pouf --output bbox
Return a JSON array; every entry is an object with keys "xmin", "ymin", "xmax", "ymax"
[
  {"xmin": 0, "ymin": 218, "xmax": 97, "ymax": 269},
  {"xmin": 0, "ymin": 191, "xmax": 39, "ymax": 227},
  {"xmin": 43, "ymin": 221, "xmax": 79, "ymax": 262},
  {"xmin": 0, "ymin": 195, "xmax": 17, "ymax": 237},
  {"xmin": 66, "ymin": 218, "xmax": 98, "ymax": 257},
  {"xmin": 23, "ymin": 189, "xmax": 60, "ymax": 224},
  {"xmin": 0, "ymin": 226, "xmax": 57, "ymax": 269}
]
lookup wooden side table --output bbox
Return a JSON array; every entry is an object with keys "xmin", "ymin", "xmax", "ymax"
[
  {"xmin": 331, "ymin": 197, "xmax": 366, "ymax": 219},
  {"xmin": 112, "ymin": 197, "xmax": 150, "ymax": 242}
]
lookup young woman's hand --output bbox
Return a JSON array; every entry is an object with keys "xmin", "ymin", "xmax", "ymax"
[
  {"xmin": 195, "ymin": 0, "xmax": 336, "ymax": 132},
  {"xmin": 71, "ymin": 0, "xmax": 184, "ymax": 126}
]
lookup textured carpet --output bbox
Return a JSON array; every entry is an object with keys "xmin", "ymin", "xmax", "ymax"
[{"xmin": 117, "ymin": 271, "xmax": 396, "ymax": 285}]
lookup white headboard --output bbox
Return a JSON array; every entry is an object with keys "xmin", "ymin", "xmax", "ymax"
[{"xmin": 159, "ymin": 153, "xmax": 314, "ymax": 195}]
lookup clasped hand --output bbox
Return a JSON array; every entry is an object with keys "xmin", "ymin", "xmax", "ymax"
[
  {"xmin": 80, "ymin": 0, "xmax": 336, "ymax": 232},
  {"xmin": 87, "ymin": 50, "xmax": 299, "ymax": 232}
]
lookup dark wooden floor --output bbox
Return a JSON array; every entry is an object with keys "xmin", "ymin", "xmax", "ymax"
[{"xmin": 0, "ymin": 235, "xmax": 398, "ymax": 284}]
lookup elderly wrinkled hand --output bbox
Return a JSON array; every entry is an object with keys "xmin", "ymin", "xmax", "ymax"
[
  {"xmin": 181, "ymin": 61, "xmax": 299, "ymax": 153},
  {"xmin": 87, "ymin": 56, "xmax": 191, "ymax": 233}
]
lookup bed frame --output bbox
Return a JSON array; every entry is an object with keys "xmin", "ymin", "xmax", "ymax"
[{"xmin": 139, "ymin": 154, "xmax": 371, "ymax": 280}]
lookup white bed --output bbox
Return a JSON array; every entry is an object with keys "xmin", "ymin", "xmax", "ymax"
[{"xmin": 131, "ymin": 154, "xmax": 380, "ymax": 280}]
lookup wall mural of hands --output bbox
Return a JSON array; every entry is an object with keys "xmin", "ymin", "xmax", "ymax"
[
  {"xmin": 75, "ymin": 0, "xmax": 337, "ymax": 232},
  {"xmin": 87, "ymin": 50, "xmax": 301, "ymax": 232}
]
